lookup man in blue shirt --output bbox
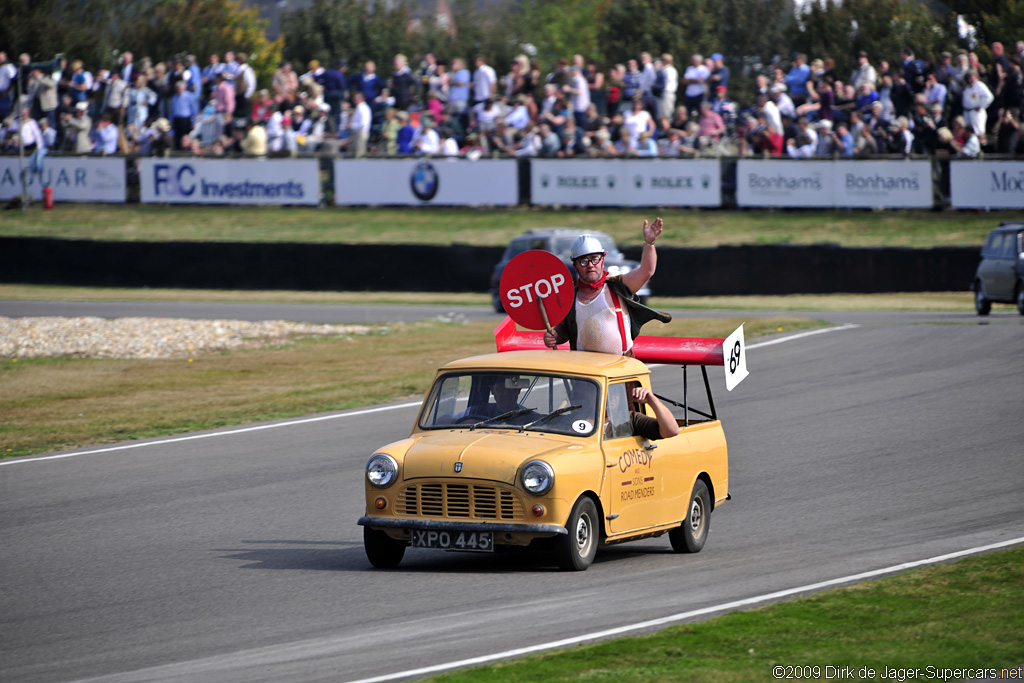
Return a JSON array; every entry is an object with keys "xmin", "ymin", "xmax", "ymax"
[
  {"xmin": 170, "ymin": 80, "xmax": 198, "ymax": 149},
  {"xmin": 785, "ymin": 53, "xmax": 811, "ymax": 107}
]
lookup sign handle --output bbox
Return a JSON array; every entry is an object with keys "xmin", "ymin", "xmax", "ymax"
[{"xmin": 537, "ymin": 296, "xmax": 554, "ymax": 336}]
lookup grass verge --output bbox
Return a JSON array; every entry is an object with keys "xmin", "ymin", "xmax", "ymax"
[
  {"xmin": 0, "ymin": 316, "xmax": 818, "ymax": 458},
  {"xmin": 0, "ymin": 284, "xmax": 976, "ymax": 311},
  {"xmin": 429, "ymin": 547, "xmax": 1024, "ymax": 683},
  {"xmin": 0, "ymin": 205, "xmax": 999, "ymax": 248}
]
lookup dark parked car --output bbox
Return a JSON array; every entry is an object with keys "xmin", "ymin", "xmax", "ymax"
[
  {"xmin": 971, "ymin": 223, "xmax": 1024, "ymax": 316},
  {"xmin": 490, "ymin": 228, "xmax": 652, "ymax": 313}
]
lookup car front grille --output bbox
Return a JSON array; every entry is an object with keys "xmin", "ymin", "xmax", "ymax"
[{"xmin": 397, "ymin": 483, "xmax": 524, "ymax": 520}]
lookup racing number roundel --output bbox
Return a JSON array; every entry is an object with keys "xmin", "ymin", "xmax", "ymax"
[{"xmin": 499, "ymin": 250, "xmax": 574, "ymax": 331}]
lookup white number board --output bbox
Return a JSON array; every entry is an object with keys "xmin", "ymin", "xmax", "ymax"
[{"xmin": 723, "ymin": 324, "xmax": 749, "ymax": 392}]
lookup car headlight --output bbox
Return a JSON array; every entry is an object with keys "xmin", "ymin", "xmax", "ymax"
[
  {"xmin": 606, "ymin": 265, "xmax": 630, "ymax": 277},
  {"xmin": 366, "ymin": 453, "xmax": 398, "ymax": 488},
  {"xmin": 521, "ymin": 460, "xmax": 554, "ymax": 495}
]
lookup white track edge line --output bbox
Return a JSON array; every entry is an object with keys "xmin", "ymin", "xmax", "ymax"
[
  {"xmin": 2, "ymin": 323, "xmax": 860, "ymax": 467},
  {"xmin": 345, "ymin": 535, "xmax": 1024, "ymax": 683}
]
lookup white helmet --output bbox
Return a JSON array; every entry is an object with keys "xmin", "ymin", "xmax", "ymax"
[{"xmin": 571, "ymin": 235, "xmax": 606, "ymax": 260}]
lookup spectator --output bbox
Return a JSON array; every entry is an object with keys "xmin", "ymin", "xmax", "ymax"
[
  {"xmin": 814, "ymin": 119, "xmax": 835, "ymax": 155},
  {"xmin": 621, "ymin": 59, "xmax": 643, "ymax": 113},
  {"xmin": 697, "ymin": 100, "xmax": 725, "ymax": 142},
  {"xmin": 623, "ymin": 96, "xmax": 655, "ymax": 148},
  {"xmin": 772, "ymin": 83, "xmax": 796, "ymax": 120},
  {"xmin": 850, "ymin": 51, "xmax": 878, "ymax": 91},
  {"xmin": 448, "ymin": 57, "xmax": 471, "ymax": 116},
  {"xmin": 948, "ymin": 115, "xmax": 980, "ymax": 157},
  {"xmin": 961, "ymin": 70, "xmax": 994, "ymax": 141},
  {"xmin": 682, "ymin": 54, "xmax": 709, "ymax": 117},
  {"xmin": 125, "ymin": 74, "xmax": 156, "ymax": 137},
  {"xmin": 710, "ymin": 85, "xmax": 736, "ymax": 132},
  {"xmin": 396, "ymin": 110, "xmax": 415, "ymax": 154},
  {"xmin": 170, "ymin": 80, "xmax": 198, "ymax": 149},
  {"xmin": 241, "ymin": 118, "xmax": 267, "ymax": 156},
  {"xmin": 832, "ymin": 121, "xmax": 855, "ymax": 156},
  {"xmin": 0, "ymin": 51, "xmax": 17, "ymax": 122},
  {"xmin": 92, "ymin": 112, "xmax": 119, "ymax": 154},
  {"xmin": 900, "ymin": 47, "xmax": 924, "ymax": 93},
  {"xmin": 414, "ymin": 115, "xmax": 441, "ymax": 154},
  {"xmin": 235, "ymin": 52, "xmax": 257, "ymax": 118},
  {"xmin": 272, "ymin": 60, "xmax": 298, "ymax": 106},
  {"xmin": 61, "ymin": 101, "xmax": 93, "ymax": 153},
  {"xmin": 708, "ymin": 52, "xmax": 729, "ymax": 93},
  {"xmin": 587, "ymin": 59, "xmax": 606, "ymax": 117},
  {"xmin": 212, "ymin": 73, "xmax": 234, "ymax": 135},
  {"xmin": 201, "ymin": 53, "xmax": 223, "ymax": 101},
  {"xmin": 567, "ymin": 65, "xmax": 590, "ymax": 128},
  {"xmin": 29, "ymin": 68, "xmax": 58, "ymax": 130},
  {"xmin": 350, "ymin": 90, "xmax": 372, "ymax": 157},
  {"xmin": 390, "ymin": 54, "xmax": 416, "ymax": 111},
  {"xmin": 102, "ymin": 70, "xmax": 128, "ymax": 126},
  {"xmin": 472, "ymin": 54, "xmax": 496, "ymax": 106},
  {"xmin": 887, "ymin": 115, "xmax": 914, "ymax": 155},
  {"xmin": 658, "ymin": 54, "xmax": 678, "ymax": 122},
  {"xmin": 184, "ymin": 54, "xmax": 202, "ymax": 109},
  {"xmin": 68, "ymin": 60, "xmax": 93, "ymax": 105},
  {"xmin": 924, "ymin": 72, "xmax": 948, "ymax": 112},
  {"xmin": 854, "ymin": 123, "xmax": 878, "ymax": 157},
  {"xmin": 785, "ymin": 53, "xmax": 811, "ymax": 106},
  {"xmin": 252, "ymin": 89, "xmax": 275, "ymax": 123}
]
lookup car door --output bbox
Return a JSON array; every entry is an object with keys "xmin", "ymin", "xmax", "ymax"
[
  {"xmin": 979, "ymin": 232, "xmax": 1010, "ymax": 300},
  {"xmin": 601, "ymin": 381, "xmax": 664, "ymax": 535}
]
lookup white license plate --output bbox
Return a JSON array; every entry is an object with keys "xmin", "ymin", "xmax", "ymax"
[{"xmin": 410, "ymin": 529, "xmax": 494, "ymax": 552}]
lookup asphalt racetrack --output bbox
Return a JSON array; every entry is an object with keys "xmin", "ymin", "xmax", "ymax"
[{"xmin": 1, "ymin": 302, "xmax": 1022, "ymax": 683}]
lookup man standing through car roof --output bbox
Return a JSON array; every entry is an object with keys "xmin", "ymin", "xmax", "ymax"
[{"xmin": 543, "ymin": 219, "xmax": 670, "ymax": 356}]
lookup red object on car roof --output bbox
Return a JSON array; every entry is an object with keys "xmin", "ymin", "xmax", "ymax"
[{"xmin": 494, "ymin": 317, "xmax": 725, "ymax": 366}]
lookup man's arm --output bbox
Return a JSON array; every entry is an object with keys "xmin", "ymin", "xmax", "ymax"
[
  {"xmin": 622, "ymin": 216, "xmax": 662, "ymax": 293},
  {"xmin": 633, "ymin": 386, "xmax": 679, "ymax": 439}
]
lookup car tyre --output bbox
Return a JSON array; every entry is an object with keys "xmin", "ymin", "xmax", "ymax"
[
  {"xmin": 364, "ymin": 526, "xmax": 406, "ymax": 568},
  {"xmin": 974, "ymin": 281, "xmax": 992, "ymax": 316},
  {"xmin": 1016, "ymin": 282, "xmax": 1024, "ymax": 315},
  {"xmin": 669, "ymin": 480, "xmax": 710, "ymax": 553},
  {"xmin": 555, "ymin": 497, "xmax": 599, "ymax": 571}
]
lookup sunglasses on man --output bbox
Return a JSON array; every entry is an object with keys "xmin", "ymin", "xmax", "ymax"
[{"xmin": 574, "ymin": 254, "xmax": 605, "ymax": 267}]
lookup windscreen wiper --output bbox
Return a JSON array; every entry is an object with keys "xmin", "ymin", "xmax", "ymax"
[
  {"xmin": 469, "ymin": 407, "xmax": 535, "ymax": 430},
  {"xmin": 519, "ymin": 404, "xmax": 582, "ymax": 432}
]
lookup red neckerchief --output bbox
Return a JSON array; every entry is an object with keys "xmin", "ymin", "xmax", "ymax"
[{"xmin": 577, "ymin": 270, "xmax": 608, "ymax": 291}]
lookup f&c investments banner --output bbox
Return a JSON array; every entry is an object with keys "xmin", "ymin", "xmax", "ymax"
[{"xmin": 139, "ymin": 158, "xmax": 320, "ymax": 205}]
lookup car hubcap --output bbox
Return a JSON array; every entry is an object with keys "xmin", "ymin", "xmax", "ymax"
[
  {"xmin": 575, "ymin": 514, "xmax": 591, "ymax": 554},
  {"xmin": 689, "ymin": 498, "xmax": 704, "ymax": 533}
]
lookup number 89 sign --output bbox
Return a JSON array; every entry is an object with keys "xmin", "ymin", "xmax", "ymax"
[{"xmin": 499, "ymin": 250, "xmax": 574, "ymax": 331}]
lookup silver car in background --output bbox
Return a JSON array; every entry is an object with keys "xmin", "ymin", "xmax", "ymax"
[{"xmin": 489, "ymin": 228, "xmax": 652, "ymax": 313}]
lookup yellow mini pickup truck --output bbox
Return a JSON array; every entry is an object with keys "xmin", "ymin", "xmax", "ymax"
[{"xmin": 357, "ymin": 320, "xmax": 746, "ymax": 571}]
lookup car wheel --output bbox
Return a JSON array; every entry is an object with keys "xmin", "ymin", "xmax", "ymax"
[
  {"xmin": 669, "ymin": 480, "xmax": 710, "ymax": 553},
  {"xmin": 1017, "ymin": 282, "xmax": 1024, "ymax": 316},
  {"xmin": 363, "ymin": 526, "xmax": 406, "ymax": 568},
  {"xmin": 974, "ymin": 281, "xmax": 992, "ymax": 316},
  {"xmin": 555, "ymin": 497, "xmax": 599, "ymax": 571}
]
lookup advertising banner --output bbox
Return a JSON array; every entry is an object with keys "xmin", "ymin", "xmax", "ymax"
[
  {"xmin": 950, "ymin": 161, "xmax": 1024, "ymax": 209},
  {"xmin": 736, "ymin": 160, "xmax": 835, "ymax": 208},
  {"xmin": 139, "ymin": 158, "xmax": 320, "ymax": 205},
  {"xmin": 0, "ymin": 156, "xmax": 126, "ymax": 202},
  {"xmin": 737, "ymin": 160, "xmax": 932, "ymax": 208},
  {"xmin": 833, "ymin": 160, "xmax": 932, "ymax": 208},
  {"xmin": 333, "ymin": 159, "xmax": 518, "ymax": 206},
  {"xmin": 530, "ymin": 159, "xmax": 721, "ymax": 207}
]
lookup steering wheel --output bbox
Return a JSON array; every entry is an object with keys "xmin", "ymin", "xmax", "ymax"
[{"xmin": 456, "ymin": 413, "xmax": 492, "ymax": 425}]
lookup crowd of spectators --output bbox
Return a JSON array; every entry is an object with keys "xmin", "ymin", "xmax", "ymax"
[{"xmin": 3, "ymin": 39, "xmax": 1024, "ymax": 160}]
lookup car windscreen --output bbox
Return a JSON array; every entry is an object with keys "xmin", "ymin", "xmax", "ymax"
[{"xmin": 419, "ymin": 371, "xmax": 600, "ymax": 437}]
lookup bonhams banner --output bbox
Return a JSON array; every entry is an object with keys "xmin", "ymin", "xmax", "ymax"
[
  {"xmin": 0, "ymin": 156, "xmax": 126, "ymax": 202},
  {"xmin": 950, "ymin": 161, "xmax": 1024, "ymax": 209},
  {"xmin": 737, "ymin": 160, "xmax": 932, "ymax": 208},
  {"xmin": 531, "ymin": 159, "xmax": 721, "ymax": 207},
  {"xmin": 334, "ymin": 159, "xmax": 518, "ymax": 206},
  {"xmin": 140, "ymin": 158, "xmax": 320, "ymax": 205}
]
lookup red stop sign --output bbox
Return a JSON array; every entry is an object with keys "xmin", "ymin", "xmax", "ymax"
[{"xmin": 499, "ymin": 250, "xmax": 574, "ymax": 331}]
